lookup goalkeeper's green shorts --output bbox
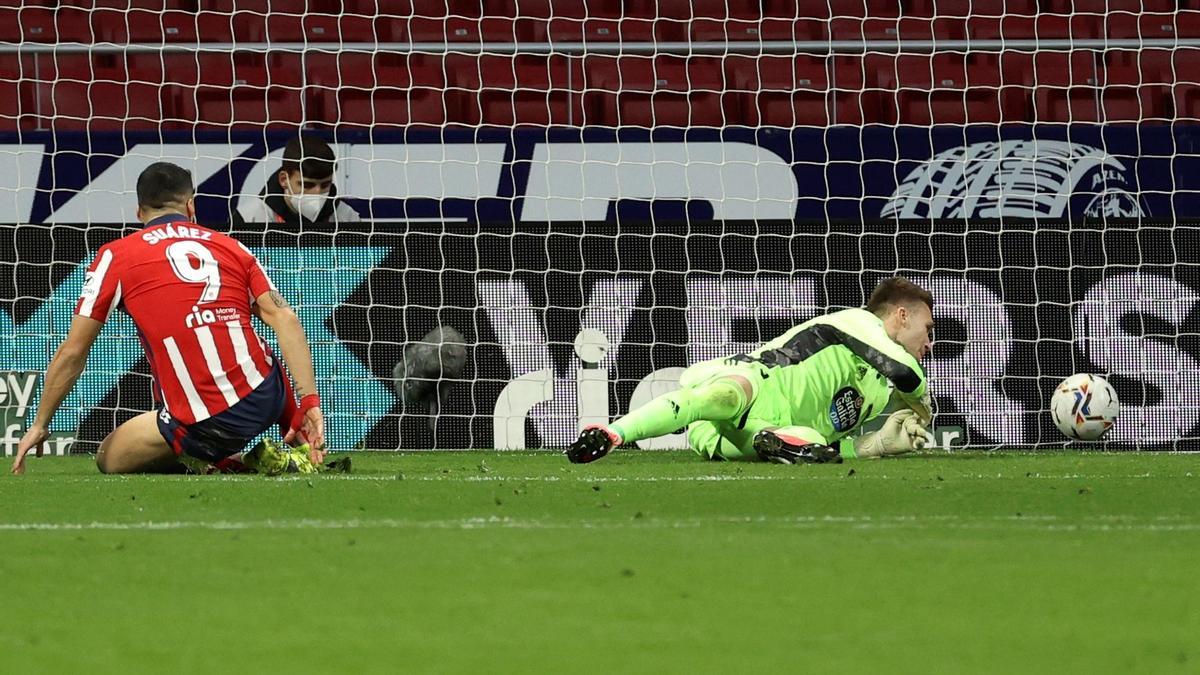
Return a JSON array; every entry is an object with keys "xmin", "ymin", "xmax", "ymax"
[{"xmin": 677, "ymin": 358, "xmax": 794, "ymax": 461}]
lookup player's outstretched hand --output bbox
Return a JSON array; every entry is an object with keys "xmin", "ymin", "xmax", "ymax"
[
  {"xmin": 285, "ymin": 405, "xmax": 326, "ymax": 463},
  {"xmin": 11, "ymin": 424, "xmax": 49, "ymax": 475}
]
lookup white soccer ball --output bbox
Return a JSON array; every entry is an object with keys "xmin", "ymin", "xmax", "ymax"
[{"xmin": 1050, "ymin": 373, "xmax": 1119, "ymax": 441}]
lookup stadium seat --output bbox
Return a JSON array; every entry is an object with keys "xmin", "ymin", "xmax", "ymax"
[
  {"xmin": 904, "ymin": 0, "xmax": 1036, "ymax": 18},
  {"xmin": 96, "ymin": 9, "xmax": 201, "ymax": 43},
  {"xmin": 450, "ymin": 54, "xmax": 575, "ymax": 125},
  {"xmin": 1041, "ymin": 0, "xmax": 1173, "ymax": 12},
  {"xmin": 60, "ymin": 0, "xmax": 196, "ymax": 7},
  {"xmin": 584, "ymin": 56, "xmax": 727, "ymax": 127},
  {"xmin": 306, "ymin": 53, "xmax": 453, "ymax": 128},
  {"xmin": 828, "ymin": 16, "xmax": 965, "ymax": 41},
  {"xmin": 30, "ymin": 55, "xmax": 178, "ymax": 131},
  {"xmin": 770, "ymin": 0, "xmax": 899, "ymax": 18},
  {"xmin": 969, "ymin": 14, "xmax": 1101, "ymax": 40},
  {"xmin": 482, "ymin": 0, "xmax": 617, "ymax": 19},
  {"xmin": 0, "ymin": 7, "xmax": 95, "ymax": 43},
  {"xmin": 728, "ymin": 54, "xmax": 831, "ymax": 127},
  {"xmin": 264, "ymin": 12, "xmax": 389, "ymax": 43},
  {"xmin": 1174, "ymin": 85, "xmax": 1200, "ymax": 121},
  {"xmin": 199, "ymin": 0, "xmax": 313, "ymax": 14},
  {"xmin": 0, "ymin": 56, "xmax": 28, "ymax": 131},
  {"xmin": 691, "ymin": 17, "xmax": 826, "ymax": 42},
  {"xmin": 828, "ymin": 56, "xmax": 884, "ymax": 124},
  {"xmin": 173, "ymin": 53, "xmax": 305, "ymax": 130},
  {"xmin": 624, "ymin": 0, "xmax": 763, "ymax": 19},
  {"xmin": 880, "ymin": 54, "xmax": 1024, "ymax": 125},
  {"xmin": 392, "ymin": 16, "xmax": 523, "ymax": 42},
  {"xmin": 1100, "ymin": 63, "xmax": 1170, "ymax": 122},
  {"xmin": 539, "ymin": 17, "xmax": 663, "ymax": 43},
  {"xmin": 198, "ymin": 12, "xmax": 267, "ymax": 43},
  {"xmin": 1016, "ymin": 52, "xmax": 1101, "ymax": 123},
  {"xmin": 1106, "ymin": 11, "xmax": 1200, "ymax": 40}
]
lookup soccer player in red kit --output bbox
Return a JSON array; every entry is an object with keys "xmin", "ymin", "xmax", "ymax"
[{"xmin": 11, "ymin": 162, "xmax": 327, "ymax": 475}]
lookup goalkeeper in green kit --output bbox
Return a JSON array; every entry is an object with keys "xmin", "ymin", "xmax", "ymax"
[{"xmin": 566, "ymin": 277, "xmax": 935, "ymax": 464}]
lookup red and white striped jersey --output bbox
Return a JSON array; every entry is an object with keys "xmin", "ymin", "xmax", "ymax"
[{"xmin": 76, "ymin": 215, "xmax": 278, "ymax": 425}]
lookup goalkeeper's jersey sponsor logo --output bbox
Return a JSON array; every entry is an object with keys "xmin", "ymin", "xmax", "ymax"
[
  {"xmin": 829, "ymin": 386, "xmax": 865, "ymax": 432},
  {"xmin": 882, "ymin": 140, "xmax": 1145, "ymax": 219}
]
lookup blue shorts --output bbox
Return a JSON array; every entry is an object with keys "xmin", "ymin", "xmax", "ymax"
[{"xmin": 157, "ymin": 363, "xmax": 287, "ymax": 463}]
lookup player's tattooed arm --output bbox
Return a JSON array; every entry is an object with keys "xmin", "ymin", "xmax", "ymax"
[{"xmin": 269, "ymin": 290, "xmax": 290, "ymax": 309}]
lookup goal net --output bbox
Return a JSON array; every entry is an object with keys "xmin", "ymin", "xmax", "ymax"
[{"xmin": 1, "ymin": 0, "xmax": 1198, "ymax": 453}]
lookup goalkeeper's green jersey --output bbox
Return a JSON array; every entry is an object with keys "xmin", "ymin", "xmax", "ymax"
[{"xmin": 731, "ymin": 308, "xmax": 928, "ymax": 446}]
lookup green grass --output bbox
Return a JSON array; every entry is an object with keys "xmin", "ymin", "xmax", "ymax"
[{"xmin": 2, "ymin": 450, "xmax": 1198, "ymax": 674}]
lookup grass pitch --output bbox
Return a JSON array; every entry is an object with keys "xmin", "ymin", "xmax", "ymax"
[{"xmin": 1, "ymin": 450, "xmax": 1197, "ymax": 674}]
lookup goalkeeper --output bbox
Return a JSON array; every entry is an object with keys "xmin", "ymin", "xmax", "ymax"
[{"xmin": 567, "ymin": 277, "xmax": 935, "ymax": 464}]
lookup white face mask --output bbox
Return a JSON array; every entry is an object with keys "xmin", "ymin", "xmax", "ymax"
[{"xmin": 286, "ymin": 186, "xmax": 329, "ymax": 221}]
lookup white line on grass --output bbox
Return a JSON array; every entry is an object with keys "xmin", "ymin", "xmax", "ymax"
[
  {"xmin": 2, "ymin": 514, "xmax": 1200, "ymax": 533},
  {"xmin": 36, "ymin": 471, "xmax": 1195, "ymax": 484}
]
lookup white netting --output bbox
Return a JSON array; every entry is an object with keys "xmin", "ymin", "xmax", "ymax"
[{"xmin": 1, "ymin": 1, "xmax": 1198, "ymax": 452}]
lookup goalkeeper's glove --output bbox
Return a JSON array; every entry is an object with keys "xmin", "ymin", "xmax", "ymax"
[{"xmin": 855, "ymin": 409, "xmax": 928, "ymax": 458}]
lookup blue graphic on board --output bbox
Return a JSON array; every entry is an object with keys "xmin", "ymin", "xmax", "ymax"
[
  {"xmin": 0, "ymin": 125, "xmax": 1189, "ymax": 225},
  {"xmin": 0, "ymin": 247, "xmax": 393, "ymax": 452}
]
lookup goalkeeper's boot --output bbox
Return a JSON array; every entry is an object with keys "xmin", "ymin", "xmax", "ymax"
[
  {"xmin": 566, "ymin": 425, "xmax": 621, "ymax": 464},
  {"xmin": 753, "ymin": 430, "xmax": 843, "ymax": 465},
  {"xmin": 243, "ymin": 439, "xmax": 319, "ymax": 476}
]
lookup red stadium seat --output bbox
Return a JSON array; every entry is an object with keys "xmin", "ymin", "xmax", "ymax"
[
  {"xmin": 392, "ymin": 16, "xmax": 522, "ymax": 42},
  {"xmin": 482, "ymin": 0, "xmax": 617, "ymax": 19},
  {"xmin": 1174, "ymin": 85, "xmax": 1200, "ymax": 121},
  {"xmin": 1041, "ymin": 0, "xmax": 1173, "ymax": 12},
  {"xmin": 773, "ymin": 0, "xmax": 899, "ymax": 18},
  {"xmin": 306, "ymin": 53, "xmax": 452, "ymax": 128},
  {"xmin": 828, "ymin": 56, "xmax": 885, "ymax": 124},
  {"xmin": 199, "ymin": 0, "xmax": 312, "ymax": 14},
  {"xmin": 584, "ymin": 56, "xmax": 727, "ymax": 127},
  {"xmin": 450, "ymin": 55, "xmax": 575, "ymax": 125},
  {"xmin": 1106, "ymin": 11, "xmax": 1200, "ymax": 40},
  {"xmin": 175, "ymin": 11, "xmax": 266, "ymax": 43},
  {"xmin": 540, "ymin": 17, "xmax": 662, "ymax": 42},
  {"xmin": 1015, "ymin": 52, "xmax": 1101, "ymax": 123},
  {"xmin": 172, "ymin": 53, "xmax": 305, "ymax": 130},
  {"xmin": 1100, "ymin": 64, "xmax": 1170, "ymax": 122},
  {"xmin": 880, "ymin": 54, "xmax": 1024, "ymax": 125},
  {"xmin": 691, "ymin": 18, "xmax": 826, "ymax": 42},
  {"xmin": 905, "ymin": 0, "xmax": 1036, "ymax": 17},
  {"xmin": 728, "ymin": 54, "xmax": 831, "ymax": 127},
  {"xmin": 0, "ymin": 56, "xmax": 29, "ymax": 131},
  {"xmin": 60, "ymin": 0, "xmax": 196, "ymax": 7},
  {"xmin": 264, "ymin": 12, "xmax": 389, "ymax": 42},
  {"xmin": 0, "ymin": 7, "xmax": 95, "ymax": 43},
  {"xmin": 30, "ymin": 55, "xmax": 178, "ymax": 131},
  {"xmin": 828, "ymin": 16, "xmax": 965, "ymax": 41},
  {"xmin": 96, "ymin": 9, "xmax": 202, "ymax": 43},
  {"xmin": 624, "ymin": 0, "xmax": 763, "ymax": 19},
  {"xmin": 969, "ymin": 14, "xmax": 1101, "ymax": 39}
]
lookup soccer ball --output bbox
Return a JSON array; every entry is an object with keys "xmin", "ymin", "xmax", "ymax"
[{"xmin": 1050, "ymin": 373, "xmax": 1119, "ymax": 441}]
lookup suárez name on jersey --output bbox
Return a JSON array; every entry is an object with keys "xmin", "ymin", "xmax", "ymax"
[{"xmin": 142, "ymin": 224, "xmax": 213, "ymax": 245}]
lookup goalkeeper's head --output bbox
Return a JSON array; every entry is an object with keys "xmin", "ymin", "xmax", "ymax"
[
  {"xmin": 868, "ymin": 277, "xmax": 935, "ymax": 361},
  {"xmin": 136, "ymin": 161, "xmax": 195, "ymax": 223}
]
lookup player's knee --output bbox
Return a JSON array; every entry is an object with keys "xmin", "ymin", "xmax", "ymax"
[{"xmin": 95, "ymin": 448, "xmax": 113, "ymax": 474}]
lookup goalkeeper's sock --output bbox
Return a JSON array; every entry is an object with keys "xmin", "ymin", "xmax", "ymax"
[{"xmin": 611, "ymin": 379, "xmax": 749, "ymax": 445}]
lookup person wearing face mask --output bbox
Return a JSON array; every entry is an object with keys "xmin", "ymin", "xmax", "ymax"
[
  {"xmin": 233, "ymin": 134, "xmax": 362, "ymax": 228},
  {"xmin": 567, "ymin": 277, "xmax": 937, "ymax": 465}
]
